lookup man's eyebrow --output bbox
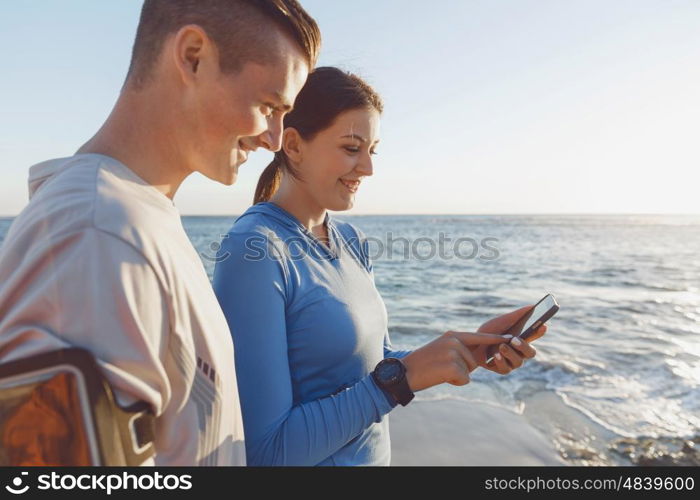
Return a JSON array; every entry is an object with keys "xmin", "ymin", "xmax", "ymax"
[{"xmin": 272, "ymin": 91, "xmax": 293, "ymax": 112}]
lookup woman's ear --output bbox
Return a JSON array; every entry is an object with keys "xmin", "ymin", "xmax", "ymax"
[{"xmin": 282, "ymin": 128, "xmax": 304, "ymax": 164}]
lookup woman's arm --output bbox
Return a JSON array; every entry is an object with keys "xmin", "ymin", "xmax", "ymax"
[{"xmin": 213, "ymin": 231, "xmax": 397, "ymax": 466}]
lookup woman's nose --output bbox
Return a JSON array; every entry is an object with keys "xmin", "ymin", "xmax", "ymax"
[{"xmin": 357, "ymin": 153, "xmax": 374, "ymax": 177}]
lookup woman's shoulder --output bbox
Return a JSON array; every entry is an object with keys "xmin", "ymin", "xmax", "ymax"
[
  {"xmin": 331, "ymin": 217, "xmax": 368, "ymax": 241},
  {"xmin": 217, "ymin": 207, "xmax": 293, "ymax": 268},
  {"xmin": 331, "ymin": 218, "xmax": 373, "ymax": 272},
  {"xmin": 226, "ymin": 205, "xmax": 288, "ymax": 241}
]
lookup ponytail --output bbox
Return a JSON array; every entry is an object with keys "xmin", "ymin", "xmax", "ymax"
[{"xmin": 253, "ymin": 153, "xmax": 283, "ymax": 204}]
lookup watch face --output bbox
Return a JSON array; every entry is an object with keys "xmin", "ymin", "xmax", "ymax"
[{"xmin": 376, "ymin": 359, "xmax": 402, "ymax": 384}]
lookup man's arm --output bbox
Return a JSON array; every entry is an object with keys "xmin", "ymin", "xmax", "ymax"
[{"xmin": 0, "ymin": 226, "xmax": 171, "ymax": 414}]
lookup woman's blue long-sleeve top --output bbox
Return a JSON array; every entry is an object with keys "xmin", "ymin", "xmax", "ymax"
[{"xmin": 212, "ymin": 202, "xmax": 412, "ymax": 466}]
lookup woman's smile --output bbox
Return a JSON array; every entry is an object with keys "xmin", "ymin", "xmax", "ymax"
[{"xmin": 339, "ymin": 178, "xmax": 360, "ymax": 193}]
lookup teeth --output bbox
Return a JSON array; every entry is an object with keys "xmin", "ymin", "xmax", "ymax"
[{"xmin": 341, "ymin": 180, "xmax": 360, "ymax": 192}]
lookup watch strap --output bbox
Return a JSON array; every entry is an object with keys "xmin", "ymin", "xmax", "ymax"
[{"xmin": 372, "ymin": 358, "xmax": 414, "ymax": 407}]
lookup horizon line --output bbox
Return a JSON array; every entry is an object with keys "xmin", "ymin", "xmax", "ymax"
[{"xmin": 4, "ymin": 212, "xmax": 699, "ymax": 218}]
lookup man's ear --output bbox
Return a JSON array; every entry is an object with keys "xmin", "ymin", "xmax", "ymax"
[
  {"xmin": 282, "ymin": 128, "xmax": 304, "ymax": 164},
  {"xmin": 172, "ymin": 25, "xmax": 209, "ymax": 84}
]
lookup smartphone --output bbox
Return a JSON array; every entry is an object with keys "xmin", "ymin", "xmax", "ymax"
[{"xmin": 486, "ymin": 293, "xmax": 559, "ymax": 364}]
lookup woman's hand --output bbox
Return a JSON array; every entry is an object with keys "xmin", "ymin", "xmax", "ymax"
[
  {"xmin": 401, "ymin": 331, "xmax": 511, "ymax": 392},
  {"xmin": 471, "ymin": 305, "xmax": 548, "ymax": 375}
]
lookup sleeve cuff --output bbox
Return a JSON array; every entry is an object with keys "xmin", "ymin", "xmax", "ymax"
[
  {"xmin": 365, "ymin": 373, "xmax": 398, "ymax": 413},
  {"xmin": 385, "ymin": 349, "xmax": 413, "ymax": 360}
]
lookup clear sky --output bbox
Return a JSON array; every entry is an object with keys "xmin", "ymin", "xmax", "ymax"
[{"xmin": 1, "ymin": 0, "xmax": 698, "ymax": 216}]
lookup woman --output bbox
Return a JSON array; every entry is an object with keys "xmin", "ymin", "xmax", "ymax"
[{"xmin": 212, "ymin": 67, "xmax": 546, "ymax": 466}]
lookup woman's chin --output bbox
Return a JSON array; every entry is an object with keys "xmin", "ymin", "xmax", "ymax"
[{"xmin": 328, "ymin": 197, "xmax": 354, "ymax": 212}]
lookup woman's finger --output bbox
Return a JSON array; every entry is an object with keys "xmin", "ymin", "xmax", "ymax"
[
  {"xmin": 489, "ymin": 352, "xmax": 511, "ymax": 374},
  {"xmin": 504, "ymin": 305, "xmax": 535, "ymax": 321},
  {"xmin": 478, "ymin": 305, "xmax": 534, "ymax": 333},
  {"xmin": 509, "ymin": 337, "xmax": 536, "ymax": 358},
  {"xmin": 447, "ymin": 336, "xmax": 479, "ymax": 372},
  {"xmin": 526, "ymin": 324, "xmax": 548, "ymax": 342},
  {"xmin": 498, "ymin": 344, "xmax": 524, "ymax": 369},
  {"xmin": 454, "ymin": 331, "xmax": 512, "ymax": 346},
  {"xmin": 459, "ymin": 343, "xmax": 479, "ymax": 373}
]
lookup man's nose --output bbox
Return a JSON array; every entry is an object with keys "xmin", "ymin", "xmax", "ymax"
[{"xmin": 258, "ymin": 116, "xmax": 284, "ymax": 152}]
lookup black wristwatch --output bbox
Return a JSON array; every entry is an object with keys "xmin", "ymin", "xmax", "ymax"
[{"xmin": 371, "ymin": 358, "xmax": 414, "ymax": 407}]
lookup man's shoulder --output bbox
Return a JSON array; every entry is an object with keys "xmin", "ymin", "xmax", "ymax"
[
  {"xmin": 10, "ymin": 154, "xmax": 183, "ymax": 263},
  {"xmin": 90, "ymin": 160, "xmax": 182, "ymax": 248}
]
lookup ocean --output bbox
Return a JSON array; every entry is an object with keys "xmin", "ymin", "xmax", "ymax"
[{"xmin": 2, "ymin": 214, "xmax": 699, "ymax": 465}]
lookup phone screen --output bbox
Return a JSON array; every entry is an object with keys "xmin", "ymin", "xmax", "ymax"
[{"xmin": 508, "ymin": 294, "xmax": 558, "ymax": 338}]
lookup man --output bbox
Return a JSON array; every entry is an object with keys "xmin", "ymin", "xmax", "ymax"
[{"xmin": 0, "ymin": 0, "xmax": 320, "ymax": 466}]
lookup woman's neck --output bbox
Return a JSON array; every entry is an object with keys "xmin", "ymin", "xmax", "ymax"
[{"xmin": 269, "ymin": 182, "xmax": 328, "ymax": 240}]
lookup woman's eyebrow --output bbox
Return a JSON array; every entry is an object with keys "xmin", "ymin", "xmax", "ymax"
[
  {"xmin": 341, "ymin": 134, "xmax": 367, "ymax": 142},
  {"xmin": 341, "ymin": 134, "xmax": 380, "ymax": 145}
]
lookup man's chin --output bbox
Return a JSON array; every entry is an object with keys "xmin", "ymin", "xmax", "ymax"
[
  {"xmin": 199, "ymin": 166, "xmax": 239, "ymax": 186},
  {"xmin": 222, "ymin": 173, "xmax": 238, "ymax": 186},
  {"xmin": 224, "ymin": 169, "xmax": 239, "ymax": 186}
]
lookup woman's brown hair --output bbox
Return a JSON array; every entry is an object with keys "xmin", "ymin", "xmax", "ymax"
[{"xmin": 253, "ymin": 67, "xmax": 383, "ymax": 204}]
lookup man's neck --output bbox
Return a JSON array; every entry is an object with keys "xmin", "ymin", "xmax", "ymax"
[{"xmin": 77, "ymin": 88, "xmax": 192, "ymax": 200}]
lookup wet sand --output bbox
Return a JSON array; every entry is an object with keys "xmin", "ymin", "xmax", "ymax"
[
  {"xmin": 390, "ymin": 397, "xmax": 566, "ymax": 466},
  {"xmin": 391, "ymin": 387, "xmax": 700, "ymax": 466}
]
